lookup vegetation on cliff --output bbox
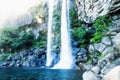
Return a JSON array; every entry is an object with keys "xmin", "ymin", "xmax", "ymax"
[
  {"xmin": 0, "ymin": 27, "xmax": 47, "ymax": 54},
  {"xmin": 90, "ymin": 14, "xmax": 112, "ymax": 43}
]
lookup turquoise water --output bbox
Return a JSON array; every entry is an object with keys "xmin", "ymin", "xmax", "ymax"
[{"xmin": 0, "ymin": 68, "xmax": 83, "ymax": 80}]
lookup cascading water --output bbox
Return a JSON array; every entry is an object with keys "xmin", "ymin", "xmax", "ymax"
[
  {"xmin": 53, "ymin": 0, "xmax": 73, "ymax": 69},
  {"xmin": 46, "ymin": 0, "xmax": 55, "ymax": 67}
]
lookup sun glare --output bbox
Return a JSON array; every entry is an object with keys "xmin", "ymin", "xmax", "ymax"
[{"xmin": 0, "ymin": 0, "xmax": 40, "ymax": 28}]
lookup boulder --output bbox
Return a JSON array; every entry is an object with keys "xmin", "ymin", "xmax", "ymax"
[
  {"xmin": 23, "ymin": 61, "xmax": 29, "ymax": 67},
  {"xmin": 91, "ymin": 66, "xmax": 100, "ymax": 74},
  {"xmin": 78, "ymin": 48, "xmax": 87, "ymax": 56},
  {"xmin": 72, "ymin": 48, "xmax": 80, "ymax": 55},
  {"xmin": 94, "ymin": 43, "xmax": 106, "ymax": 53},
  {"xmin": 88, "ymin": 44, "xmax": 95, "ymax": 54},
  {"xmin": 19, "ymin": 50, "xmax": 28, "ymax": 57},
  {"xmin": 101, "ymin": 58, "xmax": 120, "ymax": 75},
  {"xmin": 102, "ymin": 47, "xmax": 114, "ymax": 55},
  {"xmin": 1, "ymin": 62, "xmax": 9, "ymax": 67},
  {"xmin": 72, "ymin": 41, "xmax": 80, "ymax": 47},
  {"xmin": 92, "ymin": 57, "xmax": 98, "ymax": 65},
  {"xmin": 103, "ymin": 66, "xmax": 120, "ymax": 80},
  {"xmin": 82, "ymin": 64, "xmax": 93, "ymax": 71},
  {"xmin": 97, "ymin": 59, "xmax": 107, "ymax": 69},
  {"xmin": 112, "ymin": 33, "xmax": 120, "ymax": 49},
  {"xmin": 77, "ymin": 48, "xmax": 87, "ymax": 62},
  {"xmin": 109, "ymin": 23, "xmax": 120, "ymax": 33},
  {"xmin": 14, "ymin": 55, "xmax": 21, "ymax": 61},
  {"xmin": 9, "ymin": 61, "xmax": 16, "ymax": 67},
  {"xmin": 7, "ymin": 56, "xmax": 13, "ymax": 61},
  {"xmin": 102, "ymin": 37, "xmax": 112, "ymax": 46},
  {"xmin": 82, "ymin": 71, "xmax": 100, "ymax": 80}
]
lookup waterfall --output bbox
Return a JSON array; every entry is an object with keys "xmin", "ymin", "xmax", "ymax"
[
  {"xmin": 53, "ymin": 0, "xmax": 73, "ymax": 69},
  {"xmin": 46, "ymin": 0, "xmax": 55, "ymax": 67}
]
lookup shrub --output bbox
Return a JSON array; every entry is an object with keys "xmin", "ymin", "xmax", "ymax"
[
  {"xmin": 71, "ymin": 27, "xmax": 86, "ymax": 45},
  {"xmin": 0, "ymin": 27, "xmax": 35, "ymax": 52},
  {"xmin": 0, "ymin": 52, "xmax": 15, "ymax": 61},
  {"xmin": 32, "ymin": 30, "xmax": 47, "ymax": 47},
  {"xmin": 90, "ymin": 14, "xmax": 112, "ymax": 43}
]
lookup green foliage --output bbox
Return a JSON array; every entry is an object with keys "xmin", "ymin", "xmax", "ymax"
[
  {"xmin": 0, "ymin": 27, "xmax": 35, "ymax": 52},
  {"xmin": 90, "ymin": 14, "xmax": 112, "ymax": 43},
  {"xmin": 71, "ymin": 27, "xmax": 86, "ymax": 45},
  {"xmin": 86, "ymin": 52, "xmax": 105, "ymax": 64},
  {"xmin": 0, "ymin": 52, "xmax": 15, "ymax": 61},
  {"xmin": 32, "ymin": 30, "xmax": 47, "ymax": 48},
  {"xmin": 70, "ymin": 9, "xmax": 83, "ymax": 28},
  {"xmin": 32, "ymin": 41, "xmax": 46, "ymax": 48},
  {"xmin": 86, "ymin": 52, "xmax": 107, "ymax": 64},
  {"xmin": 0, "ymin": 27, "xmax": 47, "ymax": 52},
  {"xmin": 70, "ymin": 9, "xmax": 78, "ymax": 27}
]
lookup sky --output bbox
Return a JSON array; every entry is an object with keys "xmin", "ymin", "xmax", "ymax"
[{"xmin": 0, "ymin": 0, "xmax": 40, "ymax": 28}]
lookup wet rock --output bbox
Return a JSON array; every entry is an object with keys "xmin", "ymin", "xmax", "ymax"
[
  {"xmin": 72, "ymin": 48, "xmax": 80, "ymax": 55},
  {"xmin": 98, "ymin": 59, "xmax": 107, "ymax": 69},
  {"xmin": 101, "ymin": 58, "xmax": 120, "ymax": 75},
  {"xmin": 112, "ymin": 33, "xmax": 120, "ymax": 49},
  {"xmin": 73, "ymin": 41, "xmax": 80, "ymax": 47},
  {"xmin": 30, "ymin": 48, "xmax": 36, "ymax": 52},
  {"xmin": 102, "ymin": 47, "xmax": 114, "ymax": 55},
  {"xmin": 109, "ymin": 23, "xmax": 120, "ymax": 33},
  {"xmin": 16, "ymin": 63, "xmax": 22, "ymax": 67},
  {"xmin": 92, "ymin": 57, "xmax": 98, "ymax": 65},
  {"xmin": 28, "ymin": 55, "xmax": 35, "ymax": 61},
  {"xmin": 91, "ymin": 66, "xmax": 100, "ymax": 74},
  {"xmin": 82, "ymin": 71, "xmax": 100, "ymax": 80},
  {"xmin": 23, "ymin": 61, "xmax": 29, "ymax": 67},
  {"xmin": 40, "ymin": 55, "xmax": 46, "ymax": 66},
  {"xmin": 82, "ymin": 64, "xmax": 93, "ymax": 71},
  {"xmin": 2, "ymin": 62, "xmax": 9, "ymax": 66},
  {"xmin": 34, "ymin": 48, "xmax": 43, "ymax": 57},
  {"xmin": 77, "ymin": 55, "xmax": 87, "ymax": 62},
  {"xmin": 14, "ymin": 55, "xmax": 21, "ymax": 61},
  {"xmin": 94, "ymin": 43, "xmax": 106, "ymax": 53},
  {"xmin": 78, "ymin": 48, "xmax": 87, "ymax": 55},
  {"xmin": 9, "ymin": 61, "xmax": 15, "ymax": 67},
  {"xmin": 110, "ymin": 32, "xmax": 117, "ymax": 36},
  {"xmin": 52, "ymin": 45, "xmax": 59, "ymax": 50},
  {"xmin": 103, "ymin": 66, "xmax": 120, "ymax": 80},
  {"xmin": 7, "ymin": 56, "xmax": 13, "ymax": 61},
  {"xmin": 104, "ymin": 53, "xmax": 114, "ymax": 62},
  {"xmin": 88, "ymin": 44, "xmax": 95, "ymax": 54},
  {"xmin": 51, "ymin": 51, "xmax": 59, "ymax": 66},
  {"xmin": 19, "ymin": 50, "xmax": 28, "ymax": 57},
  {"xmin": 77, "ymin": 48, "xmax": 87, "ymax": 62},
  {"xmin": 102, "ymin": 37, "xmax": 112, "ymax": 46}
]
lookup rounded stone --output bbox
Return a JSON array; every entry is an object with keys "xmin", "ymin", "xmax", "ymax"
[
  {"xmin": 91, "ymin": 66, "xmax": 100, "ymax": 74},
  {"xmin": 82, "ymin": 71, "xmax": 100, "ymax": 80}
]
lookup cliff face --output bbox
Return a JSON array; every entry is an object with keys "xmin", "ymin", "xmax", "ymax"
[{"xmin": 75, "ymin": 0, "xmax": 120, "ymax": 23}]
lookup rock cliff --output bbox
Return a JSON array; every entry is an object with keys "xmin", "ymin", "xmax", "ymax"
[{"xmin": 75, "ymin": 0, "xmax": 120, "ymax": 23}]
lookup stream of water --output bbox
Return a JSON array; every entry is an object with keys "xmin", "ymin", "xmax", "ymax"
[
  {"xmin": 46, "ymin": 0, "xmax": 55, "ymax": 67},
  {"xmin": 53, "ymin": 0, "xmax": 73, "ymax": 69}
]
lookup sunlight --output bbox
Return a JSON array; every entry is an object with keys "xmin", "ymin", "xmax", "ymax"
[{"xmin": 0, "ymin": 0, "xmax": 40, "ymax": 28}]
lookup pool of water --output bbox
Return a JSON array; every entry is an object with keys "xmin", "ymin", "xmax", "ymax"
[{"xmin": 0, "ymin": 67, "xmax": 83, "ymax": 80}]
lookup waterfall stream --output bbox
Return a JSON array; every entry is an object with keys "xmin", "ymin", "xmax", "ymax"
[
  {"xmin": 53, "ymin": 0, "xmax": 73, "ymax": 69},
  {"xmin": 46, "ymin": 0, "xmax": 55, "ymax": 67}
]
